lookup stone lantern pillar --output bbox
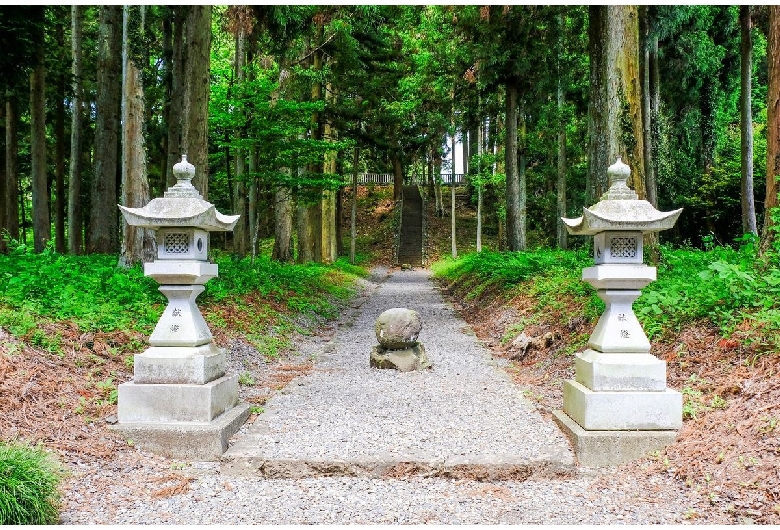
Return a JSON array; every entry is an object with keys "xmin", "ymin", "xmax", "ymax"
[
  {"xmin": 553, "ymin": 158, "xmax": 683, "ymax": 467},
  {"xmin": 112, "ymin": 156, "xmax": 250, "ymax": 460}
]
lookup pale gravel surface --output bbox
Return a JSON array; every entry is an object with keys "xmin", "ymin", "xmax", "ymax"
[{"xmin": 59, "ymin": 267, "xmax": 710, "ymax": 524}]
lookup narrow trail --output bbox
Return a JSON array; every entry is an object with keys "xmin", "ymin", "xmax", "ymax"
[{"xmin": 60, "ymin": 268, "xmax": 703, "ymax": 524}]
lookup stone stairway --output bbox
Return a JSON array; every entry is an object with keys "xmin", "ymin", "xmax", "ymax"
[{"xmin": 397, "ymin": 186, "xmax": 423, "ymax": 267}]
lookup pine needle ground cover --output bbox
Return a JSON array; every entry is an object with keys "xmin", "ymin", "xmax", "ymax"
[{"xmin": 433, "ymin": 244, "xmax": 780, "ymax": 524}]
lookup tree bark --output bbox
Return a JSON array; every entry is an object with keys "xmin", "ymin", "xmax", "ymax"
[
  {"xmin": 322, "ymin": 82, "xmax": 337, "ymax": 263},
  {"xmin": 762, "ymin": 6, "xmax": 780, "ymax": 252},
  {"xmin": 505, "ymin": 81, "xmax": 525, "ymax": 251},
  {"xmin": 350, "ymin": 146, "xmax": 359, "ymax": 264},
  {"xmin": 120, "ymin": 5, "xmax": 155, "ymax": 267},
  {"xmin": 556, "ymin": 12, "xmax": 568, "ymax": 250},
  {"xmin": 741, "ymin": 5, "xmax": 758, "ymax": 236},
  {"xmin": 31, "ymin": 24, "xmax": 50, "ymax": 253},
  {"xmin": 233, "ymin": 27, "xmax": 248, "ymax": 256},
  {"xmin": 640, "ymin": 6, "xmax": 657, "ymax": 208},
  {"xmin": 451, "ymin": 116, "xmax": 457, "ymax": 259},
  {"xmin": 90, "ymin": 6, "xmax": 122, "ymax": 254},
  {"xmin": 476, "ymin": 117, "xmax": 483, "ymax": 253},
  {"xmin": 165, "ymin": 7, "xmax": 186, "ymax": 187},
  {"xmin": 296, "ymin": 201, "xmax": 314, "ymax": 263},
  {"xmin": 68, "ymin": 6, "xmax": 84, "ymax": 254},
  {"xmin": 272, "ymin": 181, "xmax": 294, "ymax": 262},
  {"xmin": 588, "ymin": 5, "xmax": 645, "ymax": 201},
  {"xmin": 54, "ymin": 19, "xmax": 66, "ymax": 253},
  {"xmin": 184, "ymin": 6, "xmax": 212, "ymax": 198},
  {"xmin": 0, "ymin": 101, "xmax": 5, "ymax": 253},
  {"xmin": 5, "ymin": 95, "xmax": 19, "ymax": 247}
]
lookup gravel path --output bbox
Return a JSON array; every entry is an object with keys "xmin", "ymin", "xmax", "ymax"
[
  {"xmin": 223, "ymin": 267, "xmax": 572, "ymax": 478},
  {"xmin": 59, "ymin": 267, "xmax": 708, "ymax": 524}
]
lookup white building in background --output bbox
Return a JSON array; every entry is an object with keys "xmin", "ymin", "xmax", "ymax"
[{"xmin": 441, "ymin": 130, "xmax": 465, "ymax": 184}]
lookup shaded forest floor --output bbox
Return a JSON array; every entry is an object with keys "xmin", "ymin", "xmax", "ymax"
[{"xmin": 0, "ymin": 184, "xmax": 777, "ymax": 523}]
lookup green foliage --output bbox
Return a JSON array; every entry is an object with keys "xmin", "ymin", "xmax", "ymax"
[
  {"xmin": 0, "ymin": 246, "xmax": 163, "ymax": 335},
  {"xmin": 435, "ymin": 237, "xmax": 780, "ymax": 354},
  {"xmin": 0, "ymin": 441, "xmax": 62, "ymax": 525},
  {"xmin": 635, "ymin": 236, "xmax": 780, "ymax": 346}
]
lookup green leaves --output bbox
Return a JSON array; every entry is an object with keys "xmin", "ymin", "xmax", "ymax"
[{"xmin": 0, "ymin": 441, "xmax": 62, "ymax": 525}]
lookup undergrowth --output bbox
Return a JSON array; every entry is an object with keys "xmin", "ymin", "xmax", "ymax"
[
  {"xmin": 0, "ymin": 245, "xmax": 366, "ymax": 345},
  {"xmin": 433, "ymin": 238, "xmax": 780, "ymax": 353},
  {"xmin": 0, "ymin": 441, "xmax": 63, "ymax": 525}
]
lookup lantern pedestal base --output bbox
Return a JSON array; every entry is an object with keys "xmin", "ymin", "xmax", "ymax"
[
  {"xmin": 110, "ymin": 402, "xmax": 251, "ymax": 461},
  {"xmin": 552, "ymin": 410, "xmax": 677, "ymax": 467},
  {"xmin": 562, "ymin": 380, "xmax": 682, "ymax": 431}
]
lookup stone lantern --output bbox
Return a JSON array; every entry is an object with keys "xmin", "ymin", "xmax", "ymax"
[
  {"xmin": 112, "ymin": 155, "xmax": 250, "ymax": 460},
  {"xmin": 553, "ymin": 158, "xmax": 683, "ymax": 467}
]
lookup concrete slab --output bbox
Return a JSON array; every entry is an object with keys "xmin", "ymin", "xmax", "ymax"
[
  {"xmin": 552, "ymin": 410, "xmax": 677, "ymax": 467},
  {"xmin": 575, "ymin": 350, "xmax": 667, "ymax": 391}
]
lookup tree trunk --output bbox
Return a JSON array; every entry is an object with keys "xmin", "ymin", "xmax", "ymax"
[
  {"xmin": 762, "ymin": 6, "xmax": 780, "ymax": 252},
  {"xmin": 391, "ymin": 152, "xmax": 404, "ymax": 202},
  {"xmin": 248, "ymin": 147, "xmax": 259, "ymax": 258},
  {"xmin": 589, "ymin": 5, "xmax": 645, "ymax": 200},
  {"xmin": 120, "ymin": 6, "xmax": 155, "ymax": 267},
  {"xmin": 31, "ymin": 24, "xmax": 50, "ymax": 253},
  {"xmin": 350, "ymin": 146, "xmax": 359, "ymax": 264},
  {"xmin": 505, "ymin": 81, "xmax": 525, "ymax": 251},
  {"xmin": 322, "ymin": 82, "xmax": 338, "ymax": 263},
  {"xmin": 68, "ymin": 6, "xmax": 84, "ymax": 254},
  {"xmin": 272, "ymin": 182, "xmax": 294, "ymax": 262},
  {"xmin": 557, "ymin": 57, "xmax": 568, "ymax": 250},
  {"xmin": 296, "ymin": 201, "xmax": 314, "ymax": 264},
  {"xmin": 5, "ymin": 95, "xmax": 19, "ymax": 246},
  {"xmin": 233, "ymin": 27, "xmax": 247, "ymax": 256},
  {"xmin": 54, "ymin": 19, "xmax": 66, "ymax": 253},
  {"xmin": 741, "ymin": 5, "xmax": 758, "ymax": 236},
  {"xmin": 0, "ymin": 102, "xmax": 5, "ymax": 253},
  {"xmin": 89, "ymin": 6, "xmax": 122, "ymax": 254},
  {"xmin": 555, "ymin": 15, "xmax": 569, "ymax": 250},
  {"xmin": 451, "ymin": 118, "xmax": 457, "ymax": 259},
  {"xmin": 476, "ymin": 117, "xmax": 483, "ymax": 253},
  {"xmin": 183, "ymin": 6, "xmax": 211, "ymax": 197},
  {"xmin": 165, "ymin": 7, "xmax": 186, "ymax": 187},
  {"xmin": 640, "ymin": 6, "xmax": 657, "ymax": 208}
]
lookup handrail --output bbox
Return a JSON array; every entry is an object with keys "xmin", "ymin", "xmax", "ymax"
[{"xmin": 357, "ymin": 173, "xmax": 466, "ymax": 186}]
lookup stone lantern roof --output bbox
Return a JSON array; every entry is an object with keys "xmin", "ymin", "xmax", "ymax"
[
  {"xmin": 118, "ymin": 155, "xmax": 239, "ymax": 232},
  {"xmin": 562, "ymin": 158, "xmax": 681, "ymax": 236}
]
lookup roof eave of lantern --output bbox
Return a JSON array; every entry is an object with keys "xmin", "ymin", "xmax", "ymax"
[
  {"xmin": 563, "ymin": 200, "xmax": 682, "ymax": 236},
  {"xmin": 118, "ymin": 201, "xmax": 240, "ymax": 231},
  {"xmin": 562, "ymin": 158, "xmax": 682, "ymax": 236},
  {"xmin": 117, "ymin": 155, "xmax": 240, "ymax": 232}
]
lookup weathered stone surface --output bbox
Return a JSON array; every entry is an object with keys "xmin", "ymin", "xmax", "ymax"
[
  {"xmin": 562, "ymin": 380, "xmax": 683, "ymax": 431},
  {"xmin": 553, "ymin": 410, "xmax": 677, "ymax": 467},
  {"xmin": 375, "ymin": 308, "xmax": 422, "ymax": 349},
  {"xmin": 370, "ymin": 344, "xmax": 430, "ymax": 372}
]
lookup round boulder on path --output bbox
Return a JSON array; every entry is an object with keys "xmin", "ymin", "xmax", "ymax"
[{"xmin": 374, "ymin": 308, "xmax": 421, "ymax": 349}]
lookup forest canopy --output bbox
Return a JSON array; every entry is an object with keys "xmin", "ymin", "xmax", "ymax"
[{"xmin": 1, "ymin": 5, "xmax": 778, "ymax": 262}]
